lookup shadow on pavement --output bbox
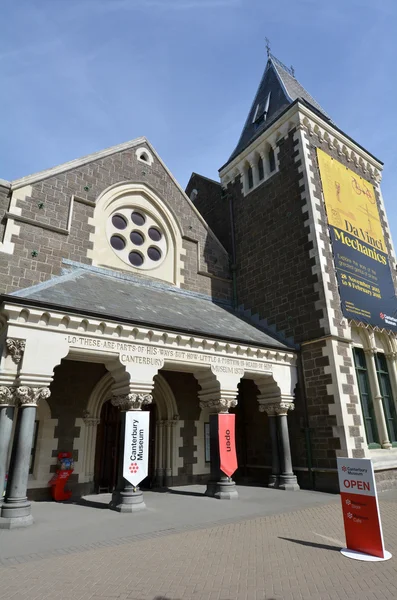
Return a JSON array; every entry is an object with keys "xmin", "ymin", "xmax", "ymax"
[
  {"xmin": 164, "ymin": 488, "xmax": 205, "ymax": 498},
  {"xmin": 75, "ymin": 498, "xmax": 110, "ymax": 510},
  {"xmin": 279, "ymin": 536, "xmax": 340, "ymax": 551}
]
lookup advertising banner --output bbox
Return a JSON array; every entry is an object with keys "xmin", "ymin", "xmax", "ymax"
[
  {"xmin": 218, "ymin": 413, "xmax": 238, "ymax": 478},
  {"xmin": 337, "ymin": 457, "xmax": 389, "ymax": 559},
  {"xmin": 317, "ymin": 149, "xmax": 397, "ymax": 331},
  {"xmin": 123, "ymin": 411, "xmax": 150, "ymax": 487}
]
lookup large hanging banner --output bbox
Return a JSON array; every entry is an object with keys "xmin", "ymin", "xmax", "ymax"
[
  {"xmin": 123, "ymin": 411, "xmax": 150, "ymax": 487},
  {"xmin": 337, "ymin": 458, "xmax": 391, "ymax": 560},
  {"xmin": 317, "ymin": 149, "xmax": 397, "ymax": 331},
  {"xmin": 218, "ymin": 413, "xmax": 238, "ymax": 478}
]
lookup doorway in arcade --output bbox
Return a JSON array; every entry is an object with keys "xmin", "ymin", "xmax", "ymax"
[
  {"xmin": 232, "ymin": 379, "xmax": 272, "ymax": 485},
  {"xmin": 94, "ymin": 401, "xmax": 157, "ymax": 492}
]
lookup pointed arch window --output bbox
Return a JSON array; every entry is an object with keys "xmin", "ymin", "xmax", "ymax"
[
  {"xmin": 268, "ymin": 147, "xmax": 276, "ymax": 173},
  {"xmin": 375, "ymin": 353, "xmax": 397, "ymax": 444},
  {"xmin": 353, "ymin": 348, "xmax": 379, "ymax": 447},
  {"xmin": 247, "ymin": 165, "xmax": 253, "ymax": 189},
  {"xmin": 258, "ymin": 156, "xmax": 264, "ymax": 181}
]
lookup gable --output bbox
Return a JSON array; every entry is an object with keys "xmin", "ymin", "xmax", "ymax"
[{"xmin": 0, "ymin": 139, "xmax": 232, "ymax": 302}]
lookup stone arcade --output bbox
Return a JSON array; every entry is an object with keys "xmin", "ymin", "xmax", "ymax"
[{"xmin": 1, "ymin": 51, "xmax": 397, "ymax": 528}]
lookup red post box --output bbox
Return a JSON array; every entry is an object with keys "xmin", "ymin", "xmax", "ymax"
[{"xmin": 49, "ymin": 452, "xmax": 74, "ymax": 501}]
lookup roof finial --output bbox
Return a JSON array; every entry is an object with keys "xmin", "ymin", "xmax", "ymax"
[
  {"xmin": 265, "ymin": 37, "xmax": 271, "ymax": 58},
  {"xmin": 290, "ymin": 65, "xmax": 295, "ymax": 77}
]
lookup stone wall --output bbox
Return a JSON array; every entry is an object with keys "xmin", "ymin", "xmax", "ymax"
[
  {"xmin": 185, "ymin": 173, "xmax": 232, "ymax": 254},
  {"xmin": 225, "ymin": 129, "xmax": 324, "ymax": 345},
  {"xmin": 0, "ymin": 142, "xmax": 232, "ymax": 302},
  {"xmin": 161, "ymin": 371, "xmax": 202, "ymax": 484}
]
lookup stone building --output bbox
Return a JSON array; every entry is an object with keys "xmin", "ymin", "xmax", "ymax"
[{"xmin": 1, "ymin": 51, "xmax": 397, "ymax": 528}]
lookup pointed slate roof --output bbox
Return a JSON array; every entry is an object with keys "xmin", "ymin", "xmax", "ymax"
[{"xmin": 227, "ymin": 54, "xmax": 331, "ymax": 164}]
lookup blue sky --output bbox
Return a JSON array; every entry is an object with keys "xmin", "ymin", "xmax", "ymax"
[{"xmin": 1, "ymin": 0, "xmax": 397, "ymax": 238}]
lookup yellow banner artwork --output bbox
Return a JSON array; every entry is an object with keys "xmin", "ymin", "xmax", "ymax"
[{"xmin": 317, "ymin": 148, "xmax": 385, "ymax": 254}]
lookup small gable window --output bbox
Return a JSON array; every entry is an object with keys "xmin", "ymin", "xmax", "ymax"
[
  {"xmin": 268, "ymin": 147, "xmax": 276, "ymax": 173},
  {"xmin": 247, "ymin": 166, "xmax": 253, "ymax": 189},
  {"xmin": 258, "ymin": 156, "xmax": 264, "ymax": 181},
  {"xmin": 135, "ymin": 146, "xmax": 154, "ymax": 166}
]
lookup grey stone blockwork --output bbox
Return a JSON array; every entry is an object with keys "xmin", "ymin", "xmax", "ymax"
[{"xmin": 0, "ymin": 142, "xmax": 232, "ymax": 302}]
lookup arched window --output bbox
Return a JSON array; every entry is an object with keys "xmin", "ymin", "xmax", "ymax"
[
  {"xmin": 268, "ymin": 147, "xmax": 276, "ymax": 173},
  {"xmin": 258, "ymin": 156, "xmax": 264, "ymax": 181},
  {"xmin": 247, "ymin": 166, "xmax": 253, "ymax": 189}
]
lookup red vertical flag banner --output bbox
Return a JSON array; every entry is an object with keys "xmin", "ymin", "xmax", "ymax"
[
  {"xmin": 337, "ymin": 458, "xmax": 391, "ymax": 560},
  {"xmin": 218, "ymin": 414, "xmax": 238, "ymax": 478}
]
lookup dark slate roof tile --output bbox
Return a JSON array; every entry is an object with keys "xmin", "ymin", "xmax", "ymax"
[{"xmin": 9, "ymin": 267, "xmax": 290, "ymax": 349}]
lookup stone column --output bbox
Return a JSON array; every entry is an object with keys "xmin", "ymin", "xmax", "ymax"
[
  {"xmin": 200, "ymin": 397, "xmax": 238, "ymax": 500},
  {"xmin": 251, "ymin": 161, "xmax": 259, "ymax": 187},
  {"xmin": 0, "ymin": 386, "xmax": 51, "ymax": 529},
  {"xmin": 276, "ymin": 402, "xmax": 300, "ymax": 491},
  {"xmin": 82, "ymin": 412, "xmax": 101, "ymax": 486},
  {"xmin": 365, "ymin": 349, "xmax": 391, "ymax": 449},
  {"xmin": 109, "ymin": 392, "xmax": 152, "ymax": 513},
  {"xmin": 0, "ymin": 387, "xmax": 17, "ymax": 504},
  {"xmin": 259, "ymin": 403, "xmax": 280, "ymax": 488}
]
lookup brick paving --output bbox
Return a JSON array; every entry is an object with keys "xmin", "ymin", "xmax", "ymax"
[{"xmin": 0, "ymin": 495, "xmax": 397, "ymax": 600}]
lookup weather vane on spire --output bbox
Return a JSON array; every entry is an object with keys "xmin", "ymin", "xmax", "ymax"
[{"xmin": 265, "ymin": 37, "xmax": 271, "ymax": 58}]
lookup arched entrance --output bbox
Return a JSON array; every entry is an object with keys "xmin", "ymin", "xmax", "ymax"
[
  {"xmin": 94, "ymin": 401, "xmax": 158, "ymax": 492},
  {"xmin": 94, "ymin": 400, "xmax": 120, "ymax": 492},
  {"xmin": 91, "ymin": 372, "xmax": 178, "ymax": 492}
]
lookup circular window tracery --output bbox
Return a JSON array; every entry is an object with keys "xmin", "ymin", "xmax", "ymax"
[{"xmin": 106, "ymin": 207, "xmax": 167, "ymax": 270}]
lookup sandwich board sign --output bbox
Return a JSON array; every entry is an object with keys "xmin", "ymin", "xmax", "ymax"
[
  {"xmin": 123, "ymin": 411, "xmax": 150, "ymax": 488},
  {"xmin": 337, "ymin": 457, "xmax": 391, "ymax": 561}
]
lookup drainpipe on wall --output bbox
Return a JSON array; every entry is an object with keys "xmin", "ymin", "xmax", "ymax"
[{"xmin": 297, "ymin": 353, "xmax": 315, "ymax": 490}]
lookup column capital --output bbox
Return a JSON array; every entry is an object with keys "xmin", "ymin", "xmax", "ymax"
[
  {"xmin": 0, "ymin": 386, "xmax": 17, "ymax": 406},
  {"xmin": 111, "ymin": 393, "xmax": 153, "ymax": 411},
  {"xmin": 5, "ymin": 339, "xmax": 26, "ymax": 364},
  {"xmin": 364, "ymin": 348, "xmax": 377, "ymax": 357},
  {"xmin": 385, "ymin": 351, "xmax": 397, "ymax": 361},
  {"xmin": 259, "ymin": 402, "xmax": 294, "ymax": 416},
  {"xmin": 16, "ymin": 386, "xmax": 51, "ymax": 407},
  {"xmin": 199, "ymin": 397, "xmax": 237, "ymax": 413}
]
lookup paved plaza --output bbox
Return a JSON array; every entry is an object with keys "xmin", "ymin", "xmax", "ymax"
[{"xmin": 0, "ymin": 486, "xmax": 397, "ymax": 599}]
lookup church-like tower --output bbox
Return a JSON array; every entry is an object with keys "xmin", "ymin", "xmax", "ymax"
[{"xmin": 189, "ymin": 52, "xmax": 397, "ymax": 491}]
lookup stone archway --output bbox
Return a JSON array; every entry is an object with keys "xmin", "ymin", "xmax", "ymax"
[{"xmin": 83, "ymin": 371, "xmax": 179, "ymax": 490}]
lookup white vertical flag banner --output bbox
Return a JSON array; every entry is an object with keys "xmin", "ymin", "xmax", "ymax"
[{"xmin": 123, "ymin": 411, "xmax": 150, "ymax": 487}]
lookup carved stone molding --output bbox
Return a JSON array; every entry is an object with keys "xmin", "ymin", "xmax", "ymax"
[
  {"xmin": 6, "ymin": 338, "xmax": 26, "ymax": 364},
  {"xmin": 0, "ymin": 386, "xmax": 17, "ymax": 406},
  {"xmin": 16, "ymin": 386, "xmax": 51, "ymax": 407},
  {"xmin": 259, "ymin": 402, "xmax": 294, "ymax": 416},
  {"xmin": 82, "ymin": 411, "xmax": 101, "ymax": 427},
  {"xmin": 111, "ymin": 393, "xmax": 153, "ymax": 411},
  {"xmin": 199, "ymin": 398, "xmax": 237, "ymax": 413}
]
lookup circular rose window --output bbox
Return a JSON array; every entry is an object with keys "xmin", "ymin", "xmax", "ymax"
[{"xmin": 106, "ymin": 208, "xmax": 167, "ymax": 270}]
